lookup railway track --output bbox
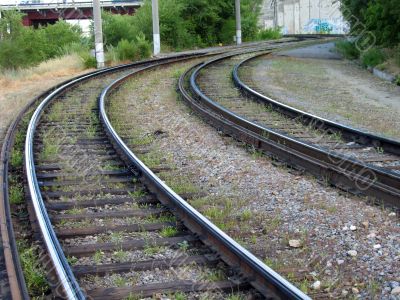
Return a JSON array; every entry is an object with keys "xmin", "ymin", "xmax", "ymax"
[
  {"xmin": 1, "ymin": 38, "xmax": 322, "ymax": 299},
  {"xmin": 179, "ymin": 51, "xmax": 400, "ymax": 212}
]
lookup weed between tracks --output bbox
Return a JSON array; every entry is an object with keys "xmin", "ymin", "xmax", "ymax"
[{"xmin": 7, "ymin": 114, "xmax": 51, "ymax": 297}]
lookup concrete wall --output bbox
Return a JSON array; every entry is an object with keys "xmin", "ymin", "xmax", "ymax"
[{"xmin": 259, "ymin": 0, "xmax": 348, "ymax": 34}]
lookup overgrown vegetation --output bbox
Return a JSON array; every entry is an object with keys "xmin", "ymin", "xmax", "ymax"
[
  {"xmin": 1, "ymin": 0, "xmax": 280, "ymax": 69},
  {"xmin": 339, "ymin": 0, "xmax": 400, "ymax": 81},
  {"xmin": 335, "ymin": 40, "xmax": 360, "ymax": 59},
  {"xmin": 341, "ymin": 0, "xmax": 400, "ymax": 47},
  {"xmin": 360, "ymin": 47, "xmax": 386, "ymax": 67},
  {"xmin": 0, "ymin": 10, "xmax": 84, "ymax": 69}
]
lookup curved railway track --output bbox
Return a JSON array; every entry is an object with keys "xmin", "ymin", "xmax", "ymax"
[
  {"xmin": 1, "ymin": 38, "xmax": 322, "ymax": 299},
  {"xmin": 179, "ymin": 50, "xmax": 400, "ymax": 212}
]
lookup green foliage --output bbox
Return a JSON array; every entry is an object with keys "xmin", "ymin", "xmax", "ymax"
[
  {"xmin": 335, "ymin": 40, "xmax": 360, "ymax": 59},
  {"xmin": 256, "ymin": 28, "xmax": 282, "ymax": 40},
  {"xmin": 364, "ymin": 0, "xmax": 400, "ymax": 47},
  {"xmin": 395, "ymin": 45, "xmax": 400, "ymax": 67},
  {"xmin": 116, "ymin": 39, "xmax": 138, "ymax": 60},
  {"xmin": 361, "ymin": 47, "xmax": 385, "ymax": 67},
  {"xmin": 102, "ymin": 0, "xmax": 263, "ymax": 49},
  {"xmin": 0, "ymin": 11, "xmax": 82, "ymax": 69},
  {"xmin": 79, "ymin": 51, "xmax": 97, "ymax": 68},
  {"xmin": 341, "ymin": 0, "xmax": 400, "ymax": 47},
  {"xmin": 17, "ymin": 241, "xmax": 49, "ymax": 297}
]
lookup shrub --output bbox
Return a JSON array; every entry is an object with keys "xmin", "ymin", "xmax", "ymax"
[
  {"xmin": 135, "ymin": 33, "xmax": 152, "ymax": 59},
  {"xmin": 256, "ymin": 28, "xmax": 282, "ymax": 40},
  {"xmin": 0, "ymin": 12, "xmax": 83, "ymax": 69},
  {"xmin": 79, "ymin": 51, "xmax": 97, "ymax": 68},
  {"xmin": 395, "ymin": 44, "xmax": 400, "ymax": 67},
  {"xmin": 116, "ymin": 39, "xmax": 137, "ymax": 61},
  {"xmin": 335, "ymin": 40, "xmax": 360, "ymax": 60},
  {"xmin": 361, "ymin": 47, "xmax": 386, "ymax": 67}
]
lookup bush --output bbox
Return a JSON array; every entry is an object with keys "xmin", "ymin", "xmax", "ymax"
[
  {"xmin": 114, "ymin": 35, "xmax": 152, "ymax": 62},
  {"xmin": 135, "ymin": 33, "xmax": 152, "ymax": 59},
  {"xmin": 395, "ymin": 45, "xmax": 400, "ymax": 67},
  {"xmin": 116, "ymin": 39, "xmax": 137, "ymax": 61},
  {"xmin": 0, "ymin": 11, "xmax": 83, "ymax": 69},
  {"xmin": 79, "ymin": 51, "xmax": 97, "ymax": 68},
  {"xmin": 256, "ymin": 28, "xmax": 282, "ymax": 40},
  {"xmin": 102, "ymin": 0, "xmax": 264, "ymax": 50},
  {"xmin": 361, "ymin": 47, "xmax": 386, "ymax": 67},
  {"xmin": 335, "ymin": 40, "xmax": 360, "ymax": 60}
]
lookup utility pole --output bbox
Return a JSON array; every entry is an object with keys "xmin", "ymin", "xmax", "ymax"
[
  {"xmin": 93, "ymin": 0, "xmax": 105, "ymax": 68},
  {"xmin": 235, "ymin": 0, "xmax": 242, "ymax": 45},
  {"xmin": 152, "ymin": 0, "xmax": 160, "ymax": 55}
]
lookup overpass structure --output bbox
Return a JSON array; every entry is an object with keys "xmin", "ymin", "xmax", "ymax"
[{"xmin": 0, "ymin": 0, "xmax": 142, "ymax": 27}]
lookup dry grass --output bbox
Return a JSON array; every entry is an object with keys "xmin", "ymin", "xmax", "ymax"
[{"xmin": 0, "ymin": 54, "xmax": 92, "ymax": 148}]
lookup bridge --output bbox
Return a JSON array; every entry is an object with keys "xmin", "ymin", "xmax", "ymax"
[{"xmin": 0, "ymin": 0, "xmax": 142, "ymax": 27}]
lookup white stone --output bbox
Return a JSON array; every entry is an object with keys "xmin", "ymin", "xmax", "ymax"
[
  {"xmin": 312, "ymin": 281, "xmax": 321, "ymax": 290},
  {"xmin": 391, "ymin": 287, "xmax": 400, "ymax": 295},
  {"xmin": 341, "ymin": 289, "xmax": 348, "ymax": 296},
  {"xmin": 367, "ymin": 232, "xmax": 376, "ymax": 238},
  {"xmin": 350, "ymin": 225, "xmax": 357, "ymax": 231},
  {"xmin": 342, "ymin": 226, "xmax": 349, "ymax": 231},
  {"xmin": 352, "ymin": 287, "xmax": 359, "ymax": 294},
  {"xmin": 289, "ymin": 239, "xmax": 301, "ymax": 248},
  {"xmin": 347, "ymin": 250, "xmax": 357, "ymax": 257},
  {"xmin": 388, "ymin": 212, "xmax": 396, "ymax": 217},
  {"xmin": 337, "ymin": 259, "xmax": 344, "ymax": 265},
  {"xmin": 373, "ymin": 244, "xmax": 381, "ymax": 250}
]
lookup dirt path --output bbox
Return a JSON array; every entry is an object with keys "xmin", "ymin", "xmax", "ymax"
[
  {"xmin": 244, "ymin": 43, "xmax": 400, "ymax": 140},
  {"xmin": 0, "ymin": 54, "xmax": 90, "ymax": 150}
]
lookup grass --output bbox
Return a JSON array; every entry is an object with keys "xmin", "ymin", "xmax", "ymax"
[
  {"xmin": 40, "ymin": 137, "xmax": 60, "ymax": 161},
  {"xmin": 160, "ymin": 226, "xmax": 178, "ymax": 238},
  {"xmin": 178, "ymin": 240, "xmax": 189, "ymax": 252},
  {"xmin": 201, "ymin": 269, "xmax": 225, "ymax": 282},
  {"xmin": 109, "ymin": 231, "xmax": 124, "ymax": 244},
  {"xmin": 10, "ymin": 148, "xmax": 23, "ymax": 168},
  {"xmin": 361, "ymin": 48, "xmax": 386, "ymax": 68},
  {"xmin": 114, "ymin": 275, "xmax": 128, "ymax": 287},
  {"xmin": 9, "ymin": 183, "xmax": 24, "ymax": 204},
  {"xmin": 240, "ymin": 209, "xmax": 252, "ymax": 221},
  {"xmin": 17, "ymin": 241, "xmax": 50, "ymax": 297},
  {"xmin": 113, "ymin": 249, "xmax": 129, "ymax": 262},
  {"xmin": 144, "ymin": 244, "xmax": 164, "ymax": 256},
  {"xmin": 128, "ymin": 189, "xmax": 147, "ymax": 199},
  {"xmin": 173, "ymin": 292, "xmax": 187, "ymax": 300},
  {"xmin": 93, "ymin": 250, "xmax": 104, "ymax": 264},
  {"xmin": 335, "ymin": 40, "xmax": 360, "ymax": 59}
]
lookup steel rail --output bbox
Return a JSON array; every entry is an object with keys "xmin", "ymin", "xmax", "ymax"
[
  {"xmin": 233, "ymin": 53, "xmax": 400, "ymax": 156},
  {"xmin": 0, "ymin": 102, "xmax": 31, "ymax": 300},
  {"xmin": 99, "ymin": 53, "xmax": 311, "ymax": 300},
  {"xmin": 184, "ymin": 54, "xmax": 400, "ymax": 210},
  {"xmin": 23, "ymin": 51, "xmax": 227, "ymax": 299},
  {"xmin": 19, "ymin": 37, "xmax": 318, "ymax": 299}
]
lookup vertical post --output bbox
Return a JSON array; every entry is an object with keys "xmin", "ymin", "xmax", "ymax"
[
  {"xmin": 235, "ymin": 0, "xmax": 241, "ymax": 45},
  {"xmin": 152, "ymin": 0, "xmax": 160, "ymax": 55},
  {"xmin": 93, "ymin": 0, "xmax": 104, "ymax": 68}
]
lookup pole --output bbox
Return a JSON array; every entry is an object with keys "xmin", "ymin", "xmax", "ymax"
[
  {"xmin": 93, "ymin": 0, "xmax": 104, "ymax": 68},
  {"xmin": 235, "ymin": 0, "xmax": 241, "ymax": 45},
  {"xmin": 152, "ymin": 0, "xmax": 160, "ymax": 55}
]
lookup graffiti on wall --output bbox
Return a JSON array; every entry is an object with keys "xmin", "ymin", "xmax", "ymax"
[{"xmin": 303, "ymin": 18, "xmax": 349, "ymax": 34}]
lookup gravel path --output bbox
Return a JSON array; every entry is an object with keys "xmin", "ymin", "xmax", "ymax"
[
  {"xmin": 108, "ymin": 60, "xmax": 400, "ymax": 299},
  {"xmin": 241, "ymin": 43, "xmax": 400, "ymax": 141}
]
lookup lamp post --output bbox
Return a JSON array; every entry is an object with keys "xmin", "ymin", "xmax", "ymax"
[
  {"xmin": 93, "ymin": 0, "xmax": 104, "ymax": 68},
  {"xmin": 152, "ymin": 0, "xmax": 160, "ymax": 55},
  {"xmin": 235, "ymin": 0, "xmax": 242, "ymax": 45}
]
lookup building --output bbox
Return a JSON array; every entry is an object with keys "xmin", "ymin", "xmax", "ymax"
[{"xmin": 259, "ymin": 0, "xmax": 348, "ymax": 34}]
